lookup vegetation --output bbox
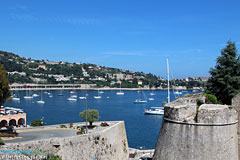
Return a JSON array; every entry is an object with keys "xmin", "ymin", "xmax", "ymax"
[
  {"xmin": 203, "ymin": 93, "xmax": 218, "ymax": 104},
  {"xmin": 79, "ymin": 109, "xmax": 99, "ymax": 127},
  {"xmin": 0, "ymin": 64, "xmax": 11, "ymax": 106},
  {"xmin": 30, "ymin": 119, "xmax": 43, "ymax": 126},
  {"xmin": 206, "ymin": 41, "xmax": 240, "ymax": 104},
  {"xmin": 0, "ymin": 50, "xmax": 203, "ymax": 89}
]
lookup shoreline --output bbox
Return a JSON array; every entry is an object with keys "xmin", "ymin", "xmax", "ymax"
[{"xmin": 9, "ymin": 83, "xmax": 197, "ymax": 91}]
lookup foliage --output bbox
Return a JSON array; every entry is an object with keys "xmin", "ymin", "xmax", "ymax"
[
  {"xmin": 206, "ymin": 41, "xmax": 240, "ymax": 104},
  {"xmin": 203, "ymin": 93, "xmax": 218, "ymax": 104},
  {"xmin": 79, "ymin": 109, "xmax": 99, "ymax": 127},
  {"xmin": 30, "ymin": 119, "xmax": 43, "ymax": 127},
  {"xmin": 43, "ymin": 154, "xmax": 61, "ymax": 160},
  {"xmin": 0, "ymin": 64, "xmax": 11, "ymax": 106},
  {"xmin": 0, "ymin": 138, "xmax": 4, "ymax": 145},
  {"xmin": 59, "ymin": 124, "xmax": 66, "ymax": 128}
]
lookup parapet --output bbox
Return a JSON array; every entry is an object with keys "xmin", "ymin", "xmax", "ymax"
[{"xmin": 153, "ymin": 94, "xmax": 238, "ymax": 160}]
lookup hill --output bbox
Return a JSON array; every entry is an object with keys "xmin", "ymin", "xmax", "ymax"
[{"xmin": 0, "ymin": 50, "xmax": 165, "ymax": 88}]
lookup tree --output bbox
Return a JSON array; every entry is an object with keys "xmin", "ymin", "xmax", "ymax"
[
  {"xmin": 206, "ymin": 41, "xmax": 240, "ymax": 104},
  {"xmin": 30, "ymin": 119, "xmax": 43, "ymax": 126},
  {"xmin": 0, "ymin": 64, "xmax": 11, "ymax": 106},
  {"xmin": 79, "ymin": 109, "xmax": 99, "ymax": 127}
]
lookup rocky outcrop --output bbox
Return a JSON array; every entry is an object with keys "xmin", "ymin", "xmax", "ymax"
[{"xmin": 153, "ymin": 94, "xmax": 238, "ymax": 160}]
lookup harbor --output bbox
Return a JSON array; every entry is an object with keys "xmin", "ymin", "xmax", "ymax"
[{"xmin": 5, "ymin": 89, "xmax": 199, "ymax": 149}]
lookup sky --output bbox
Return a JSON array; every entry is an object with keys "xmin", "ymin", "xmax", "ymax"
[{"xmin": 1, "ymin": 0, "xmax": 240, "ymax": 79}]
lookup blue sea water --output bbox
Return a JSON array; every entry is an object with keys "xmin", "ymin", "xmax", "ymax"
[{"xmin": 5, "ymin": 90, "xmax": 196, "ymax": 149}]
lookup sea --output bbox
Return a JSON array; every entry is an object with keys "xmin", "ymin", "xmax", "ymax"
[{"xmin": 5, "ymin": 89, "xmax": 198, "ymax": 149}]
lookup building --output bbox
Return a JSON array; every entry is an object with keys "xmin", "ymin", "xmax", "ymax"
[
  {"xmin": 0, "ymin": 106, "xmax": 27, "ymax": 128},
  {"xmin": 138, "ymin": 80, "xmax": 143, "ymax": 85}
]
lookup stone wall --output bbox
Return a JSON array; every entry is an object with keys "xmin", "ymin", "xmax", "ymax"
[
  {"xmin": 153, "ymin": 94, "xmax": 238, "ymax": 160},
  {"xmin": 1, "ymin": 121, "xmax": 129, "ymax": 160}
]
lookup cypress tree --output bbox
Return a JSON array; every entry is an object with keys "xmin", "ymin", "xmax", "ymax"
[
  {"xmin": 0, "ymin": 64, "xmax": 10, "ymax": 106},
  {"xmin": 206, "ymin": 41, "xmax": 240, "ymax": 104}
]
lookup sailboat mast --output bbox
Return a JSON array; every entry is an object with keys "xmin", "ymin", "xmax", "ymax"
[{"xmin": 167, "ymin": 59, "xmax": 170, "ymax": 103}]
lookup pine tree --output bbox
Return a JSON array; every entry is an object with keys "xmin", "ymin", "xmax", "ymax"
[
  {"xmin": 0, "ymin": 64, "xmax": 10, "ymax": 106},
  {"xmin": 206, "ymin": 41, "xmax": 240, "ymax": 104}
]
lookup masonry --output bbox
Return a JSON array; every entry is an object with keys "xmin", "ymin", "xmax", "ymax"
[
  {"xmin": 0, "ymin": 121, "xmax": 129, "ymax": 160},
  {"xmin": 153, "ymin": 94, "xmax": 238, "ymax": 160}
]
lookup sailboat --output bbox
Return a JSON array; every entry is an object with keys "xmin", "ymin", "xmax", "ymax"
[
  {"xmin": 134, "ymin": 89, "xmax": 147, "ymax": 104},
  {"xmin": 12, "ymin": 91, "xmax": 20, "ymax": 101},
  {"xmin": 94, "ymin": 90, "xmax": 102, "ymax": 99},
  {"xmin": 116, "ymin": 82, "xmax": 124, "ymax": 95},
  {"xmin": 144, "ymin": 59, "xmax": 170, "ymax": 115},
  {"xmin": 37, "ymin": 91, "xmax": 45, "ymax": 104},
  {"xmin": 79, "ymin": 91, "xmax": 87, "ymax": 99},
  {"xmin": 24, "ymin": 88, "xmax": 33, "ymax": 99}
]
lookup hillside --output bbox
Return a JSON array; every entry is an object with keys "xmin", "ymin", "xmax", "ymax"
[{"xmin": 0, "ymin": 51, "xmax": 165, "ymax": 88}]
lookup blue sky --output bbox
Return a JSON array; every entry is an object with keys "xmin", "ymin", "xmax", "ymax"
[{"xmin": 1, "ymin": 0, "xmax": 240, "ymax": 78}]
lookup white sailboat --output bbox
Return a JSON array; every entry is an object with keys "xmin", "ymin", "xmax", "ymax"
[
  {"xmin": 144, "ymin": 59, "xmax": 170, "ymax": 115},
  {"xmin": 12, "ymin": 91, "xmax": 20, "ymax": 101},
  {"xmin": 116, "ymin": 82, "xmax": 124, "ymax": 95},
  {"xmin": 24, "ymin": 88, "xmax": 33, "ymax": 99},
  {"xmin": 67, "ymin": 97, "xmax": 77, "ymax": 101},
  {"xmin": 134, "ymin": 89, "xmax": 147, "ymax": 104},
  {"xmin": 94, "ymin": 90, "xmax": 102, "ymax": 99},
  {"xmin": 37, "ymin": 91, "xmax": 45, "ymax": 104}
]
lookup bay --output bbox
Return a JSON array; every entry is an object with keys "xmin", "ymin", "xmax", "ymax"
[{"xmin": 5, "ymin": 90, "xmax": 196, "ymax": 149}]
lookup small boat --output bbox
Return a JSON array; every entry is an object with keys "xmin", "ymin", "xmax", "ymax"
[
  {"xmin": 94, "ymin": 96, "xmax": 102, "ymax": 99},
  {"xmin": 49, "ymin": 95, "xmax": 53, "ymax": 98},
  {"xmin": 44, "ymin": 91, "xmax": 48, "ymax": 94},
  {"xmin": 71, "ymin": 95, "xmax": 77, "ymax": 98},
  {"xmin": 70, "ymin": 91, "xmax": 76, "ymax": 94},
  {"xmin": 148, "ymin": 98, "xmax": 154, "ymax": 101},
  {"xmin": 174, "ymin": 91, "xmax": 182, "ymax": 94},
  {"xmin": 67, "ymin": 97, "xmax": 77, "ymax": 101},
  {"xmin": 36, "ymin": 100, "xmax": 45, "ymax": 104},
  {"xmin": 24, "ymin": 96, "xmax": 33, "ymax": 99},
  {"xmin": 144, "ymin": 107, "xmax": 164, "ymax": 115},
  {"xmin": 99, "ymin": 91, "xmax": 104, "ymax": 94},
  {"xmin": 106, "ymin": 96, "xmax": 110, "ymax": 99},
  {"xmin": 12, "ymin": 97, "xmax": 20, "ymax": 101},
  {"xmin": 58, "ymin": 93, "xmax": 63, "ymax": 96},
  {"xmin": 94, "ymin": 90, "xmax": 102, "ymax": 99},
  {"xmin": 79, "ymin": 97, "xmax": 87, "ymax": 99},
  {"xmin": 150, "ymin": 93, "xmax": 155, "ymax": 96},
  {"xmin": 32, "ymin": 94, "xmax": 39, "ymax": 97},
  {"xmin": 134, "ymin": 99, "xmax": 147, "ymax": 104},
  {"xmin": 116, "ymin": 91, "xmax": 124, "ymax": 95},
  {"xmin": 116, "ymin": 82, "xmax": 124, "ymax": 95},
  {"xmin": 134, "ymin": 89, "xmax": 147, "ymax": 104}
]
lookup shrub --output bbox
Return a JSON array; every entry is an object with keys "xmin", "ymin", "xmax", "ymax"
[
  {"xmin": 204, "ymin": 93, "xmax": 218, "ymax": 104},
  {"xmin": 59, "ymin": 124, "xmax": 66, "ymax": 128},
  {"xmin": 30, "ymin": 119, "xmax": 43, "ymax": 127}
]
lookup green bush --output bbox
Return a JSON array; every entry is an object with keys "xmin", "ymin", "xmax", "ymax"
[
  {"xmin": 30, "ymin": 119, "xmax": 43, "ymax": 127},
  {"xmin": 204, "ymin": 93, "xmax": 218, "ymax": 104},
  {"xmin": 59, "ymin": 124, "xmax": 66, "ymax": 128}
]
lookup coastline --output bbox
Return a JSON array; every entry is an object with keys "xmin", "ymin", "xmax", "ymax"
[{"xmin": 9, "ymin": 83, "xmax": 197, "ymax": 91}]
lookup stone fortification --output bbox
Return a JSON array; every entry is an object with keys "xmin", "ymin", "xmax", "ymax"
[
  {"xmin": 1, "ymin": 121, "xmax": 129, "ymax": 160},
  {"xmin": 153, "ymin": 94, "xmax": 238, "ymax": 160}
]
